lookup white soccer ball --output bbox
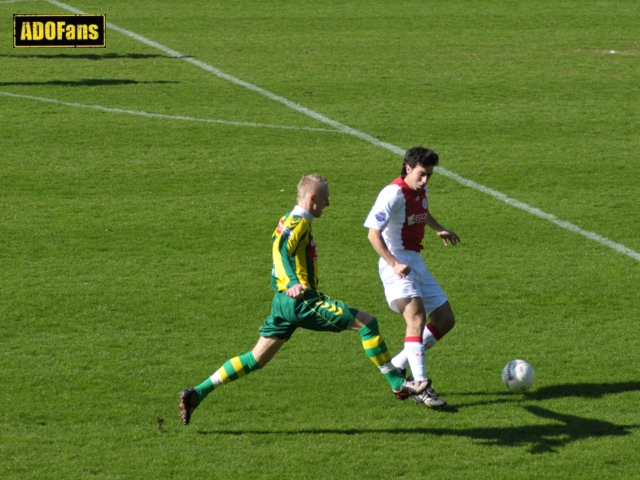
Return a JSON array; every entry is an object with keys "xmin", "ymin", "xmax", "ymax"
[{"xmin": 502, "ymin": 359, "xmax": 535, "ymax": 392}]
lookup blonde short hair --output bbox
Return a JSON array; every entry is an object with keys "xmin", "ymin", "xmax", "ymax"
[{"xmin": 297, "ymin": 174, "xmax": 329, "ymax": 202}]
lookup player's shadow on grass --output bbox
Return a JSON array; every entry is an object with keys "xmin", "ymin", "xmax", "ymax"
[
  {"xmin": 428, "ymin": 406, "xmax": 636, "ymax": 454},
  {"xmin": 453, "ymin": 381, "xmax": 640, "ymax": 408},
  {"xmin": 199, "ymin": 406, "xmax": 637, "ymax": 454},
  {"xmin": 525, "ymin": 381, "xmax": 640, "ymax": 401},
  {"xmin": 0, "ymin": 53, "xmax": 169, "ymax": 61},
  {"xmin": 0, "ymin": 79, "xmax": 179, "ymax": 87}
]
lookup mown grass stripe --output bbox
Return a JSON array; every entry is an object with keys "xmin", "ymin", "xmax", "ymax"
[{"xmin": 43, "ymin": 0, "xmax": 640, "ymax": 263}]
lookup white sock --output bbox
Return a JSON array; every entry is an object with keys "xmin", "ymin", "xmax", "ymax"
[
  {"xmin": 404, "ymin": 336, "xmax": 426, "ymax": 381},
  {"xmin": 210, "ymin": 371, "xmax": 224, "ymax": 386},
  {"xmin": 393, "ymin": 325, "xmax": 439, "ymax": 370},
  {"xmin": 422, "ymin": 327, "xmax": 438, "ymax": 350},
  {"xmin": 391, "ymin": 350, "xmax": 408, "ymax": 370}
]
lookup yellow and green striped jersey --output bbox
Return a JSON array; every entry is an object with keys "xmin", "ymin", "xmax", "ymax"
[{"xmin": 271, "ymin": 206, "xmax": 318, "ymax": 292}]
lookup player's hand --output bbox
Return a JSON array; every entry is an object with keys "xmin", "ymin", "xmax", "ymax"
[
  {"xmin": 392, "ymin": 262, "xmax": 411, "ymax": 278},
  {"xmin": 437, "ymin": 229, "xmax": 460, "ymax": 247},
  {"xmin": 286, "ymin": 283, "xmax": 308, "ymax": 299}
]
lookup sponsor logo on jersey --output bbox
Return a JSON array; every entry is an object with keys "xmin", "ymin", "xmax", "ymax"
[
  {"xmin": 407, "ymin": 213, "xmax": 428, "ymax": 225},
  {"xmin": 282, "ymin": 228, "xmax": 292, "ymax": 238},
  {"xmin": 14, "ymin": 14, "xmax": 106, "ymax": 48},
  {"xmin": 374, "ymin": 211, "xmax": 386, "ymax": 222},
  {"xmin": 308, "ymin": 239, "xmax": 318, "ymax": 261}
]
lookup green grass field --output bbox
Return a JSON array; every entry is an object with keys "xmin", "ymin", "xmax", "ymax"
[{"xmin": 1, "ymin": 0, "xmax": 639, "ymax": 478}]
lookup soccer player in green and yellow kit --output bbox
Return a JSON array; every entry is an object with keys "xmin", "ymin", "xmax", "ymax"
[{"xmin": 178, "ymin": 174, "xmax": 430, "ymax": 425}]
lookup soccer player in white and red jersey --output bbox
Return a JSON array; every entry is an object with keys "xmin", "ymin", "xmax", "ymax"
[{"xmin": 364, "ymin": 146, "xmax": 460, "ymax": 408}]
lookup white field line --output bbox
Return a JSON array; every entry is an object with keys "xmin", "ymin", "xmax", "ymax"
[
  {"xmin": 440, "ymin": 170, "xmax": 640, "ymax": 261},
  {"xmin": 0, "ymin": 0, "xmax": 37, "ymax": 4},
  {"xmin": 43, "ymin": 0, "xmax": 640, "ymax": 262},
  {"xmin": 0, "ymin": 91, "xmax": 340, "ymax": 132}
]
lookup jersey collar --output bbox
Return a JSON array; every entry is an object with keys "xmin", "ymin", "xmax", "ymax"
[
  {"xmin": 394, "ymin": 176, "xmax": 427, "ymax": 194},
  {"xmin": 292, "ymin": 205, "xmax": 313, "ymax": 222}
]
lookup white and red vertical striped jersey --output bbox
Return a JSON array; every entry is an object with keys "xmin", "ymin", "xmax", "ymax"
[{"xmin": 364, "ymin": 176, "xmax": 429, "ymax": 253}]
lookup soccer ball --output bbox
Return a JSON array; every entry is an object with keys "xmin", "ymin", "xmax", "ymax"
[{"xmin": 502, "ymin": 359, "xmax": 535, "ymax": 392}]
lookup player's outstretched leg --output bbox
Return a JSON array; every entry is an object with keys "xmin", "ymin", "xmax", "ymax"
[
  {"xmin": 178, "ymin": 351, "xmax": 262, "ymax": 425},
  {"xmin": 357, "ymin": 316, "xmax": 429, "ymax": 399}
]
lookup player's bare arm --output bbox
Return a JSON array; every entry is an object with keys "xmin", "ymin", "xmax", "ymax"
[
  {"xmin": 367, "ymin": 228, "xmax": 411, "ymax": 278},
  {"xmin": 425, "ymin": 212, "xmax": 460, "ymax": 247}
]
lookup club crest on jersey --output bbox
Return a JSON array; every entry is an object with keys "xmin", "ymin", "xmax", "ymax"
[
  {"xmin": 374, "ymin": 211, "xmax": 386, "ymax": 222},
  {"xmin": 276, "ymin": 219, "xmax": 285, "ymax": 234},
  {"xmin": 422, "ymin": 198, "xmax": 428, "ymax": 209},
  {"xmin": 407, "ymin": 213, "xmax": 427, "ymax": 225}
]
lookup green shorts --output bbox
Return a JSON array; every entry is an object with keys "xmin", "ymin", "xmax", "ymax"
[{"xmin": 259, "ymin": 289, "xmax": 359, "ymax": 340}]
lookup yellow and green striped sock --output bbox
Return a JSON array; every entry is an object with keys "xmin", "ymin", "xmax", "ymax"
[
  {"xmin": 195, "ymin": 352, "xmax": 262, "ymax": 402},
  {"xmin": 359, "ymin": 318, "xmax": 404, "ymax": 391}
]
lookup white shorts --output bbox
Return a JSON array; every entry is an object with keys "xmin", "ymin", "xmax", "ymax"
[{"xmin": 378, "ymin": 250, "xmax": 448, "ymax": 315}]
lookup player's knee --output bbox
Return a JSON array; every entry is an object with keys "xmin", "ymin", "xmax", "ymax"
[
  {"xmin": 355, "ymin": 310, "xmax": 374, "ymax": 324},
  {"xmin": 431, "ymin": 303, "xmax": 455, "ymax": 331}
]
